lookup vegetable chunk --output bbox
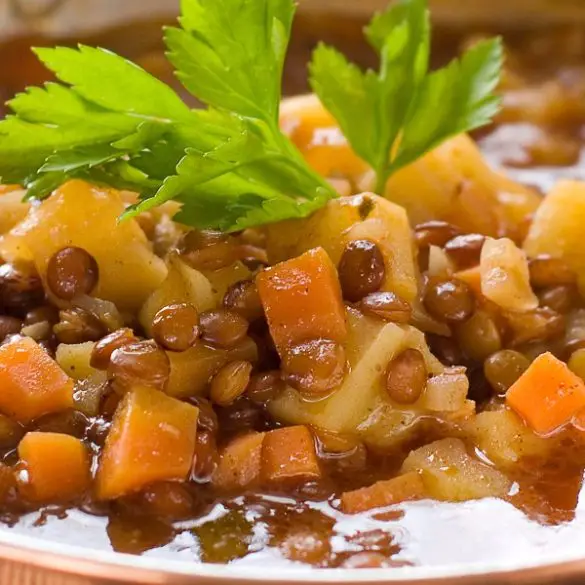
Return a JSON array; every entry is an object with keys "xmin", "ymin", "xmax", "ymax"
[
  {"xmin": 213, "ymin": 432, "xmax": 266, "ymax": 491},
  {"xmin": 0, "ymin": 336, "xmax": 74, "ymax": 423},
  {"xmin": 18, "ymin": 432, "xmax": 91, "ymax": 503},
  {"xmin": 96, "ymin": 387, "xmax": 199, "ymax": 500},
  {"xmin": 0, "ymin": 180, "xmax": 166, "ymax": 311},
  {"xmin": 340, "ymin": 472, "xmax": 426, "ymax": 514},
  {"xmin": 506, "ymin": 352, "xmax": 585, "ymax": 434},
  {"xmin": 256, "ymin": 247, "xmax": 346, "ymax": 356},
  {"xmin": 402, "ymin": 438, "xmax": 511, "ymax": 501},
  {"xmin": 261, "ymin": 426, "xmax": 321, "ymax": 484}
]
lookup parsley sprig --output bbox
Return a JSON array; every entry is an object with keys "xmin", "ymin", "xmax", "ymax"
[{"xmin": 0, "ymin": 0, "xmax": 502, "ymax": 231}]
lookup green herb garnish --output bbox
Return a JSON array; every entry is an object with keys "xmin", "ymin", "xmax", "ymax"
[{"xmin": 0, "ymin": 0, "xmax": 502, "ymax": 231}]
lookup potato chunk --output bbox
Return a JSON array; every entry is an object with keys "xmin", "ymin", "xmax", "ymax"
[
  {"xmin": 402, "ymin": 438, "xmax": 511, "ymax": 501},
  {"xmin": 0, "ymin": 180, "xmax": 166, "ymax": 311},
  {"xmin": 265, "ymin": 193, "xmax": 418, "ymax": 303},
  {"xmin": 524, "ymin": 181, "xmax": 585, "ymax": 297}
]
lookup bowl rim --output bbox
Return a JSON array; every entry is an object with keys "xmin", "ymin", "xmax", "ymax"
[{"xmin": 1, "ymin": 526, "xmax": 585, "ymax": 585}]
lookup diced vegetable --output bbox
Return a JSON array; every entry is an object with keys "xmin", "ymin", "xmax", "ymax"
[
  {"xmin": 96, "ymin": 387, "xmax": 199, "ymax": 500},
  {"xmin": 166, "ymin": 337, "xmax": 257, "ymax": 398},
  {"xmin": 421, "ymin": 368, "xmax": 469, "ymax": 412},
  {"xmin": 0, "ymin": 337, "xmax": 74, "ymax": 423},
  {"xmin": 470, "ymin": 408, "xmax": 553, "ymax": 467},
  {"xmin": 402, "ymin": 438, "xmax": 511, "ymax": 501},
  {"xmin": 213, "ymin": 432, "xmax": 265, "ymax": 491},
  {"xmin": 139, "ymin": 253, "xmax": 215, "ymax": 337},
  {"xmin": 480, "ymin": 237, "xmax": 538, "ymax": 312},
  {"xmin": 265, "ymin": 194, "xmax": 419, "ymax": 304},
  {"xmin": 261, "ymin": 426, "xmax": 321, "ymax": 484},
  {"xmin": 340, "ymin": 472, "xmax": 426, "ymax": 514},
  {"xmin": 56, "ymin": 341, "xmax": 100, "ymax": 381},
  {"xmin": 279, "ymin": 94, "xmax": 370, "ymax": 182},
  {"xmin": 18, "ymin": 432, "xmax": 91, "ymax": 503},
  {"xmin": 256, "ymin": 247, "xmax": 347, "ymax": 356},
  {"xmin": 0, "ymin": 180, "xmax": 167, "ymax": 311},
  {"xmin": 378, "ymin": 133, "xmax": 540, "ymax": 238},
  {"xmin": 506, "ymin": 352, "xmax": 585, "ymax": 434},
  {"xmin": 454, "ymin": 265, "xmax": 483, "ymax": 298},
  {"xmin": 0, "ymin": 188, "xmax": 29, "ymax": 234},
  {"xmin": 203, "ymin": 261, "xmax": 253, "ymax": 304},
  {"xmin": 524, "ymin": 181, "xmax": 585, "ymax": 297}
]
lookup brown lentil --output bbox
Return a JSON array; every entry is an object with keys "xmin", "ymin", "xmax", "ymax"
[
  {"xmin": 0, "ymin": 316, "xmax": 22, "ymax": 341},
  {"xmin": 427, "ymin": 334, "xmax": 464, "ymax": 367},
  {"xmin": 338, "ymin": 240, "xmax": 386, "ymax": 302},
  {"xmin": 444, "ymin": 234, "xmax": 486, "ymax": 269},
  {"xmin": 90, "ymin": 328, "xmax": 139, "ymax": 370},
  {"xmin": 424, "ymin": 278, "xmax": 475, "ymax": 323},
  {"xmin": 191, "ymin": 431, "xmax": 219, "ymax": 483},
  {"xmin": 538, "ymin": 284, "xmax": 578, "ymax": 314},
  {"xmin": 246, "ymin": 370, "xmax": 285, "ymax": 404},
  {"xmin": 180, "ymin": 230, "xmax": 238, "ymax": 271},
  {"xmin": 108, "ymin": 340, "xmax": 171, "ymax": 394},
  {"xmin": 222, "ymin": 280, "xmax": 264, "ymax": 322},
  {"xmin": 24, "ymin": 306, "xmax": 59, "ymax": 326},
  {"xmin": 0, "ymin": 262, "xmax": 44, "ymax": 311},
  {"xmin": 152, "ymin": 303, "xmax": 200, "ymax": 352},
  {"xmin": 47, "ymin": 247, "xmax": 99, "ymax": 300},
  {"xmin": 190, "ymin": 397, "xmax": 219, "ymax": 434},
  {"xmin": 358, "ymin": 291, "xmax": 411, "ymax": 323},
  {"xmin": 568, "ymin": 348, "xmax": 585, "ymax": 381},
  {"xmin": 528, "ymin": 255, "xmax": 576, "ymax": 288},
  {"xmin": 282, "ymin": 339, "xmax": 346, "ymax": 398},
  {"xmin": 33, "ymin": 409, "xmax": 90, "ymax": 439},
  {"xmin": 385, "ymin": 348, "xmax": 427, "ymax": 404},
  {"xmin": 484, "ymin": 350, "xmax": 531, "ymax": 395},
  {"xmin": 210, "ymin": 360, "xmax": 253, "ymax": 406},
  {"xmin": 200, "ymin": 309, "xmax": 249, "ymax": 349},
  {"xmin": 414, "ymin": 221, "xmax": 461, "ymax": 248},
  {"xmin": 505, "ymin": 307, "xmax": 565, "ymax": 346},
  {"xmin": 456, "ymin": 310, "xmax": 502, "ymax": 362},
  {"xmin": 217, "ymin": 397, "xmax": 265, "ymax": 435},
  {"xmin": 53, "ymin": 307, "xmax": 106, "ymax": 344}
]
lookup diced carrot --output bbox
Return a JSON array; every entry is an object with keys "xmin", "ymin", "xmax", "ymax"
[
  {"xmin": 261, "ymin": 426, "xmax": 321, "ymax": 484},
  {"xmin": 340, "ymin": 472, "xmax": 426, "ymax": 514},
  {"xmin": 95, "ymin": 387, "xmax": 199, "ymax": 500},
  {"xmin": 213, "ymin": 432, "xmax": 266, "ymax": 491},
  {"xmin": 18, "ymin": 432, "xmax": 91, "ymax": 503},
  {"xmin": 506, "ymin": 352, "xmax": 585, "ymax": 434},
  {"xmin": 256, "ymin": 247, "xmax": 347, "ymax": 356},
  {"xmin": 454, "ymin": 265, "xmax": 482, "ymax": 299},
  {"xmin": 0, "ymin": 337, "xmax": 74, "ymax": 423}
]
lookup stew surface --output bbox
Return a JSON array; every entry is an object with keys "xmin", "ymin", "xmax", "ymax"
[{"xmin": 2, "ymin": 12, "xmax": 585, "ymax": 572}]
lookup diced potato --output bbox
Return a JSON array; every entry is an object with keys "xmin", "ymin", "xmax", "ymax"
[
  {"xmin": 268, "ymin": 309, "xmax": 443, "ymax": 444},
  {"xmin": 96, "ymin": 387, "xmax": 199, "ymax": 500},
  {"xmin": 56, "ymin": 341, "xmax": 99, "ymax": 381},
  {"xmin": 524, "ymin": 181, "xmax": 585, "ymax": 297},
  {"xmin": 0, "ymin": 180, "xmax": 167, "ymax": 311},
  {"xmin": 377, "ymin": 133, "xmax": 540, "ymax": 238},
  {"xmin": 261, "ymin": 426, "xmax": 321, "ymax": 484},
  {"xmin": 480, "ymin": 237, "xmax": 538, "ymax": 312},
  {"xmin": 166, "ymin": 337, "xmax": 258, "ymax": 398},
  {"xmin": 0, "ymin": 189, "xmax": 29, "ymax": 234},
  {"xmin": 139, "ymin": 254, "xmax": 215, "ymax": 337},
  {"xmin": 469, "ymin": 409, "xmax": 553, "ymax": 468},
  {"xmin": 421, "ymin": 367, "xmax": 469, "ymax": 412},
  {"xmin": 0, "ymin": 337, "xmax": 74, "ymax": 423},
  {"xmin": 402, "ymin": 438, "xmax": 512, "ymax": 501},
  {"xmin": 265, "ymin": 193, "xmax": 419, "ymax": 304},
  {"xmin": 213, "ymin": 432, "xmax": 266, "ymax": 491},
  {"xmin": 279, "ymin": 94, "xmax": 369, "ymax": 182},
  {"xmin": 340, "ymin": 472, "xmax": 426, "ymax": 514},
  {"xmin": 18, "ymin": 432, "xmax": 91, "ymax": 503},
  {"xmin": 203, "ymin": 261, "xmax": 252, "ymax": 303}
]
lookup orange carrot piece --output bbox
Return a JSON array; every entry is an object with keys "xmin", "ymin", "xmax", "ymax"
[
  {"xmin": 506, "ymin": 352, "xmax": 585, "ymax": 434},
  {"xmin": 256, "ymin": 247, "xmax": 347, "ymax": 356},
  {"xmin": 261, "ymin": 426, "xmax": 321, "ymax": 484},
  {"xmin": 0, "ymin": 337, "xmax": 74, "ymax": 423},
  {"xmin": 340, "ymin": 472, "xmax": 426, "ymax": 514},
  {"xmin": 18, "ymin": 432, "xmax": 91, "ymax": 503},
  {"xmin": 96, "ymin": 387, "xmax": 199, "ymax": 500},
  {"xmin": 213, "ymin": 432, "xmax": 266, "ymax": 491},
  {"xmin": 454, "ymin": 265, "xmax": 482, "ymax": 299}
]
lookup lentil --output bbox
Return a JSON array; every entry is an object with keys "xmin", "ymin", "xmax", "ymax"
[
  {"xmin": 385, "ymin": 348, "xmax": 427, "ymax": 404},
  {"xmin": 210, "ymin": 360, "xmax": 253, "ymax": 406},
  {"xmin": 338, "ymin": 240, "xmax": 385, "ymax": 302},
  {"xmin": 47, "ymin": 247, "xmax": 99, "ymax": 300},
  {"xmin": 152, "ymin": 303, "xmax": 200, "ymax": 352}
]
